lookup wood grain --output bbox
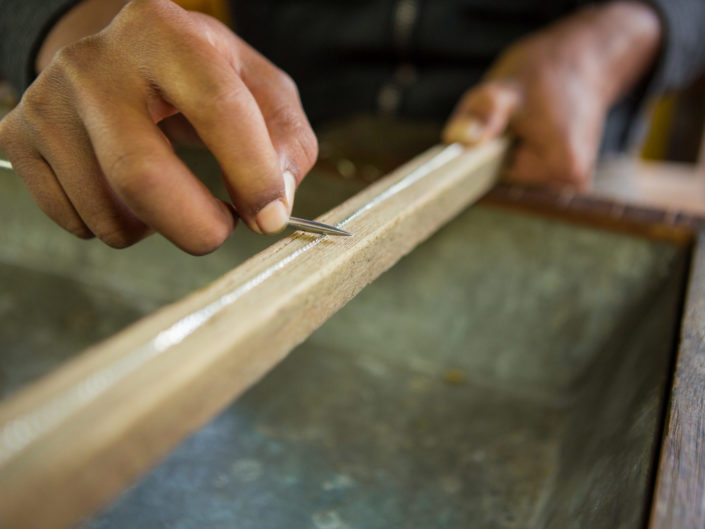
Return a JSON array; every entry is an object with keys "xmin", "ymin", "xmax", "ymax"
[
  {"xmin": 0, "ymin": 140, "xmax": 506, "ymax": 529},
  {"xmin": 482, "ymin": 182, "xmax": 700, "ymax": 247},
  {"xmin": 650, "ymin": 230, "xmax": 705, "ymax": 529}
]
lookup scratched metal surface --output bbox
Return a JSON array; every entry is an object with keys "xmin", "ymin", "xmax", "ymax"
[{"xmin": 0, "ymin": 123, "xmax": 687, "ymax": 528}]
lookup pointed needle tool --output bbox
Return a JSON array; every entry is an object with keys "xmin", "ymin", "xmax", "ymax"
[{"xmin": 288, "ymin": 216, "xmax": 351, "ymax": 237}]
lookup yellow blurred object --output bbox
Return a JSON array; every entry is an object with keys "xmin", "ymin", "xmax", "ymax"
[
  {"xmin": 641, "ymin": 96, "xmax": 677, "ymax": 160},
  {"xmin": 173, "ymin": 0, "xmax": 230, "ymax": 24}
]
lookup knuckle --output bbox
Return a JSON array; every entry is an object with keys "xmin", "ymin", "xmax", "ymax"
[
  {"xmin": 186, "ymin": 222, "xmax": 230, "ymax": 255},
  {"xmin": 456, "ymin": 85, "xmax": 499, "ymax": 117},
  {"xmin": 0, "ymin": 111, "xmax": 17, "ymax": 143},
  {"xmin": 561, "ymin": 154, "xmax": 590, "ymax": 186},
  {"xmin": 65, "ymin": 222, "xmax": 94, "ymax": 240},
  {"xmin": 96, "ymin": 226, "xmax": 140, "ymax": 249},
  {"xmin": 122, "ymin": 0, "xmax": 193, "ymax": 43},
  {"xmin": 291, "ymin": 124, "xmax": 318, "ymax": 171},
  {"xmin": 52, "ymin": 37, "xmax": 101, "ymax": 78},
  {"xmin": 113, "ymin": 0, "xmax": 185, "ymax": 49},
  {"xmin": 268, "ymin": 104, "xmax": 318, "ymax": 170},
  {"xmin": 108, "ymin": 151, "xmax": 160, "ymax": 197},
  {"xmin": 477, "ymin": 83, "xmax": 501, "ymax": 103},
  {"xmin": 43, "ymin": 38, "xmax": 108, "ymax": 104},
  {"xmin": 275, "ymin": 69, "xmax": 299, "ymax": 96},
  {"xmin": 20, "ymin": 82, "xmax": 54, "ymax": 125},
  {"xmin": 53, "ymin": 42, "xmax": 82, "ymax": 71},
  {"xmin": 123, "ymin": 0, "xmax": 170, "ymax": 20},
  {"xmin": 474, "ymin": 82, "xmax": 514, "ymax": 112},
  {"xmin": 201, "ymin": 84, "xmax": 251, "ymax": 120},
  {"xmin": 455, "ymin": 88, "xmax": 482, "ymax": 112}
]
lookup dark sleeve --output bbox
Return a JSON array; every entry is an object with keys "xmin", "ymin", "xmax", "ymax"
[
  {"xmin": 639, "ymin": 0, "xmax": 705, "ymax": 92},
  {"xmin": 599, "ymin": 0, "xmax": 705, "ymax": 151},
  {"xmin": 0, "ymin": 0, "xmax": 82, "ymax": 93}
]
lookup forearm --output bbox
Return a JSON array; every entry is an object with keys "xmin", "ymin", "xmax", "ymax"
[
  {"xmin": 572, "ymin": 1, "xmax": 662, "ymax": 105},
  {"xmin": 488, "ymin": 2, "xmax": 662, "ymax": 108},
  {"xmin": 36, "ymin": 0, "xmax": 129, "ymax": 72}
]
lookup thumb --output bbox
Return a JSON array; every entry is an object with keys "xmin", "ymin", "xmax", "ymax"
[{"xmin": 443, "ymin": 81, "xmax": 521, "ymax": 146}]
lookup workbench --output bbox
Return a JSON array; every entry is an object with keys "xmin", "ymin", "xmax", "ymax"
[{"xmin": 0, "ymin": 118, "xmax": 703, "ymax": 528}]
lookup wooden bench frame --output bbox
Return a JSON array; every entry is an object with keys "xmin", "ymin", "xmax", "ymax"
[{"xmin": 0, "ymin": 140, "xmax": 703, "ymax": 528}]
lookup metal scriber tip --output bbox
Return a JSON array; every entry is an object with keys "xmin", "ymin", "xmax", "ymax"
[{"xmin": 287, "ymin": 216, "xmax": 351, "ymax": 237}]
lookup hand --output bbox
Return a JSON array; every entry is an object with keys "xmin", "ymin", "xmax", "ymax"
[
  {"xmin": 443, "ymin": 1, "xmax": 661, "ymax": 190},
  {"xmin": 0, "ymin": 0, "xmax": 318, "ymax": 254}
]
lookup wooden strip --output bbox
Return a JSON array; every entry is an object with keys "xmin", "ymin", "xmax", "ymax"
[
  {"xmin": 0, "ymin": 140, "xmax": 507, "ymax": 529},
  {"xmin": 650, "ymin": 230, "xmax": 705, "ymax": 529},
  {"xmin": 482, "ymin": 182, "xmax": 700, "ymax": 247},
  {"xmin": 592, "ymin": 158, "xmax": 705, "ymax": 218}
]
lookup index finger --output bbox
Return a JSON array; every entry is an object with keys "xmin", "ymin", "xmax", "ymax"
[
  {"xmin": 151, "ymin": 38, "xmax": 289, "ymax": 234},
  {"xmin": 82, "ymin": 101, "xmax": 237, "ymax": 255}
]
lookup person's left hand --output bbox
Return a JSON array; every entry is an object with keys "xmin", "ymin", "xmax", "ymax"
[{"xmin": 443, "ymin": 1, "xmax": 662, "ymax": 190}]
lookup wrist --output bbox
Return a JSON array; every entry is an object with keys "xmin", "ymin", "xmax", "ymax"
[
  {"xmin": 36, "ymin": 0, "xmax": 129, "ymax": 73},
  {"xmin": 557, "ymin": 1, "xmax": 663, "ymax": 106}
]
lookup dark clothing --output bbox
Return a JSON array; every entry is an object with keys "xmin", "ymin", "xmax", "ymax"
[
  {"xmin": 0, "ymin": 0, "xmax": 82, "ymax": 93},
  {"xmin": 233, "ymin": 1, "xmax": 585, "ymax": 122},
  {"xmin": 1, "ymin": 0, "xmax": 704, "ymax": 151}
]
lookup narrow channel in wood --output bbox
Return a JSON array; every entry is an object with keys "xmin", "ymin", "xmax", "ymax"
[{"xmin": 0, "ymin": 139, "xmax": 507, "ymax": 529}]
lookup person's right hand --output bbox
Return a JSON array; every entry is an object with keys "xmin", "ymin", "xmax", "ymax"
[{"xmin": 0, "ymin": 0, "xmax": 318, "ymax": 254}]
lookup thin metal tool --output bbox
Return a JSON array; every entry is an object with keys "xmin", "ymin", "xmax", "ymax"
[
  {"xmin": 288, "ymin": 216, "xmax": 351, "ymax": 237},
  {"xmin": 0, "ymin": 158, "xmax": 350, "ymax": 237}
]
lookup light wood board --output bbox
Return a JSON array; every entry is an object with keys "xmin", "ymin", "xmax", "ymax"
[{"xmin": 0, "ymin": 140, "xmax": 507, "ymax": 529}]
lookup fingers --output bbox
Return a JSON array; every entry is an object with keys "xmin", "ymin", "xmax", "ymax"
[
  {"xmin": 4, "ymin": 92, "xmax": 231, "ymax": 255},
  {"xmin": 17, "ymin": 156, "xmax": 93, "ymax": 239},
  {"xmin": 37, "ymin": 122, "xmax": 151, "ymax": 248},
  {"xmin": 4, "ymin": 68, "xmax": 155, "ymax": 250},
  {"xmin": 165, "ymin": 66, "xmax": 287, "ymax": 234},
  {"xmin": 444, "ymin": 78, "xmax": 597, "ymax": 190},
  {"xmin": 0, "ymin": 116, "xmax": 91, "ymax": 238},
  {"xmin": 442, "ymin": 81, "xmax": 521, "ymax": 146},
  {"xmin": 1, "ymin": 0, "xmax": 319, "ymax": 253},
  {"xmin": 239, "ymin": 45, "xmax": 319, "ymax": 213},
  {"xmin": 505, "ymin": 141, "xmax": 594, "ymax": 191},
  {"xmin": 158, "ymin": 114, "xmax": 203, "ymax": 147},
  {"xmin": 146, "ymin": 25, "xmax": 290, "ymax": 235},
  {"xmin": 504, "ymin": 145, "xmax": 550, "ymax": 187},
  {"xmin": 81, "ymin": 101, "xmax": 237, "ymax": 255}
]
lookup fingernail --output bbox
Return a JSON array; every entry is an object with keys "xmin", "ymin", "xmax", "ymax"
[
  {"xmin": 256, "ymin": 200, "xmax": 289, "ymax": 234},
  {"xmin": 445, "ymin": 118, "xmax": 485, "ymax": 144},
  {"xmin": 284, "ymin": 170, "xmax": 296, "ymax": 214}
]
